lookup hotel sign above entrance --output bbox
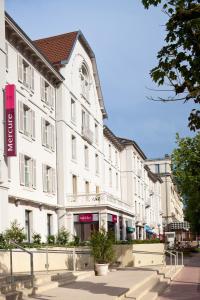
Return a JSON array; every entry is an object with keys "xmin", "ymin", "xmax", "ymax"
[{"xmin": 5, "ymin": 84, "xmax": 16, "ymax": 157}]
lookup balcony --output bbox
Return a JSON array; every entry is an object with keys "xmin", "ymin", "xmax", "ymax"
[
  {"xmin": 82, "ymin": 126, "xmax": 93, "ymax": 144},
  {"xmin": 66, "ymin": 192, "xmax": 134, "ymax": 215}
]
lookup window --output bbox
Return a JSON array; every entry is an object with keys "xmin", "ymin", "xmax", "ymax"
[
  {"xmin": 72, "ymin": 175, "xmax": 77, "ymax": 195},
  {"xmin": 71, "ymin": 99, "xmax": 76, "ymax": 123},
  {"xmin": 85, "ymin": 181, "xmax": 89, "ymax": 194},
  {"xmin": 96, "ymin": 186, "xmax": 100, "ymax": 194},
  {"xmin": 19, "ymin": 102, "xmax": 35, "ymax": 139},
  {"xmin": 95, "ymin": 124, "xmax": 98, "ymax": 144},
  {"xmin": 25, "ymin": 210, "xmax": 32, "ymax": 242},
  {"xmin": 155, "ymin": 164, "xmax": 160, "ymax": 174},
  {"xmin": 80, "ymin": 63, "xmax": 89, "ymax": 100},
  {"xmin": 82, "ymin": 110, "xmax": 93, "ymax": 143},
  {"xmin": 42, "ymin": 164, "xmax": 56, "ymax": 194},
  {"xmin": 5, "ymin": 42, "xmax": 8, "ymax": 70},
  {"xmin": 116, "ymin": 173, "xmax": 119, "ymax": 190},
  {"xmin": 41, "ymin": 118, "xmax": 55, "ymax": 151},
  {"xmin": 84, "ymin": 145, "xmax": 89, "ymax": 168},
  {"xmin": 18, "ymin": 55, "xmax": 34, "ymax": 91},
  {"xmin": 82, "ymin": 110, "xmax": 90, "ymax": 130},
  {"xmin": 47, "ymin": 214, "xmax": 52, "ymax": 236},
  {"xmin": 19, "ymin": 154, "xmax": 36, "ymax": 188},
  {"xmin": 109, "ymin": 168, "xmax": 112, "ymax": 187},
  {"xmin": 71, "ymin": 135, "xmax": 77, "ymax": 160},
  {"xmin": 109, "ymin": 144, "xmax": 111, "ymax": 160},
  {"xmin": 40, "ymin": 77, "xmax": 54, "ymax": 108},
  {"xmin": 115, "ymin": 150, "xmax": 118, "ymax": 166},
  {"xmin": 95, "ymin": 154, "xmax": 99, "ymax": 174}
]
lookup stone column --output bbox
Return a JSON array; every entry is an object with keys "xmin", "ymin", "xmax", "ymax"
[{"xmin": 99, "ymin": 210, "xmax": 108, "ymax": 232}]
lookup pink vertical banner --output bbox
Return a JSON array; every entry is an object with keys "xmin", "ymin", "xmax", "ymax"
[{"xmin": 5, "ymin": 84, "xmax": 16, "ymax": 156}]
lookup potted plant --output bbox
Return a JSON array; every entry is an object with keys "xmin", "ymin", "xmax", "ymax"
[{"xmin": 90, "ymin": 227, "xmax": 115, "ymax": 276}]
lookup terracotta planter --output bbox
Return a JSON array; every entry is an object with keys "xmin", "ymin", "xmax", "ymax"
[{"xmin": 95, "ymin": 263, "xmax": 109, "ymax": 276}]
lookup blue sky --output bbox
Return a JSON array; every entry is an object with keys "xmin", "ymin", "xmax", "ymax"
[{"xmin": 5, "ymin": 0, "xmax": 195, "ymax": 158}]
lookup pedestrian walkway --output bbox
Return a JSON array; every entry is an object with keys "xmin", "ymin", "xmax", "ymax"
[
  {"xmin": 25, "ymin": 267, "xmax": 159, "ymax": 300},
  {"xmin": 158, "ymin": 253, "xmax": 200, "ymax": 300}
]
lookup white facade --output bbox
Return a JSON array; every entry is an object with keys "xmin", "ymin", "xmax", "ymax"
[
  {"xmin": 0, "ymin": 9, "xmax": 170, "ymax": 243},
  {"xmin": 0, "ymin": 12, "xmax": 63, "ymax": 241},
  {"xmin": 146, "ymin": 156, "xmax": 184, "ymax": 225}
]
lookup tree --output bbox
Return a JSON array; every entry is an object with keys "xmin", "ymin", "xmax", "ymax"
[
  {"xmin": 142, "ymin": 0, "xmax": 200, "ymax": 131},
  {"xmin": 171, "ymin": 133, "xmax": 200, "ymax": 233}
]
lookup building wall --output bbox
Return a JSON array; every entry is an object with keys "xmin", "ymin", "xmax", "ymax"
[
  {"xmin": 0, "ymin": 0, "xmax": 9, "ymax": 232},
  {"xmin": 103, "ymin": 135, "xmax": 121, "ymax": 198},
  {"xmin": 4, "ymin": 38, "xmax": 58, "ymax": 241},
  {"xmin": 147, "ymin": 157, "xmax": 184, "ymax": 224}
]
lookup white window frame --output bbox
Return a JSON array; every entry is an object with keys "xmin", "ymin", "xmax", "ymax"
[
  {"xmin": 71, "ymin": 98, "xmax": 76, "ymax": 123},
  {"xmin": 19, "ymin": 102, "xmax": 35, "ymax": 140},
  {"xmin": 71, "ymin": 135, "xmax": 77, "ymax": 160},
  {"xmin": 40, "ymin": 77, "xmax": 55, "ymax": 109},
  {"xmin": 41, "ymin": 118, "xmax": 55, "ymax": 151},
  {"xmin": 84, "ymin": 145, "xmax": 89, "ymax": 169},
  {"xmin": 43, "ymin": 164, "xmax": 56, "ymax": 194},
  {"xmin": 80, "ymin": 63, "xmax": 90, "ymax": 101},
  {"xmin": 19, "ymin": 153, "xmax": 36, "ymax": 189},
  {"xmin": 18, "ymin": 54, "xmax": 34, "ymax": 91},
  {"xmin": 95, "ymin": 154, "xmax": 99, "ymax": 175}
]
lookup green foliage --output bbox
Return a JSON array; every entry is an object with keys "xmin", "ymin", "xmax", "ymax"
[
  {"xmin": 32, "ymin": 233, "xmax": 42, "ymax": 244},
  {"xmin": 115, "ymin": 239, "xmax": 161, "ymax": 245},
  {"xmin": 4, "ymin": 220, "xmax": 26, "ymax": 244},
  {"xmin": 56, "ymin": 227, "xmax": 70, "ymax": 245},
  {"xmin": 47, "ymin": 234, "xmax": 55, "ymax": 245},
  {"xmin": 141, "ymin": 0, "xmax": 200, "ymax": 131},
  {"xmin": 73, "ymin": 235, "xmax": 80, "ymax": 246},
  {"xmin": 172, "ymin": 133, "xmax": 200, "ymax": 233},
  {"xmin": 90, "ymin": 228, "xmax": 115, "ymax": 264}
]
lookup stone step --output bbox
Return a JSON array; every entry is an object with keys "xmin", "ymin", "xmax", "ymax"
[{"xmin": 140, "ymin": 281, "xmax": 169, "ymax": 300}]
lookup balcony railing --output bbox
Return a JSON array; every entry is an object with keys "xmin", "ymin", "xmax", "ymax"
[
  {"xmin": 66, "ymin": 192, "xmax": 134, "ymax": 214},
  {"xmin": 82, "ymin": 126, "xmax": 93, "ymax": 144}
]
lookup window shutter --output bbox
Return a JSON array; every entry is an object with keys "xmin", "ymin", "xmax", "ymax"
[
  {"xmin": 51, "ymin": 124, "xmax": 55, "ymax": 151},
  {"xmin": 52, "ymin": 168, "xmax": 56, "ymax": 194},
  {"xmin": 19, "ymin": 153, "xmax": 25, "ymax": 185},
  {"xmin": 30, "ymin": 67, "xmax": 34, "ymax": 91},
  {"xmin": 32, "ymin": 159, "xmax": 36, "ymax": 189},
  {"xmin": 40, "ymin": 77, "xmax": 45, "ymax": 101},
  {"xmin": 27, "ymin": 66, "xmax": 31, "ymax": 89},
  {"xmin": 41, "ymin": 118, "xmax": 46, "ymax": 146},
  {"xmin": 18, "ymin": 101, "xmax": 24, "ymax": 133},
  {"xmin": 47, "ymin": 123, "xmax": 51, "ymax": 148},
  {"xmin": 31, "ymin": 110, "xmax": 35, "ymax": 140},
  {"xmin": 18, "ymin": 55, "xmax": 23, "ymax": 83},
  {"xmin": 5, "ymin": 42, "xmax": 8, "ymax": 70},
  {"xmin": 27, "ymin": 109, "xmax": 31, "ymax": 137},
  {"xmin": 51, "ymin": 87, "xmax": 55, "ymax": 109},
  {"xmin": 42, "ymin": 164, "xmax": 47, "ymax": 192}
]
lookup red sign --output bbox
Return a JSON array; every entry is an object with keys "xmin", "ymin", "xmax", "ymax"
[
  {"xmin": 79, "ymin": 214, "xmax": 93, "ymax": 223},
  {"xmin": 112, "ymin": 215, "xmax": 117, "ymax": 223},
  {"xmin": 5, "ymin": 84, "xmax": 16, "ymax": 156}
]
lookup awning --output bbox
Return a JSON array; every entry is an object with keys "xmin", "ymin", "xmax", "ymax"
[
  {"xmin": 127, "ymin": 227, "xmax": 135, "ymax": 233},
  {"xmin": 145, "ymin": 225, "xmax": 154, "ymax": 234}
]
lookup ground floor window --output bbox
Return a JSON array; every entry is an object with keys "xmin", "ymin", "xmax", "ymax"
[{"xmin": 74, "ymin": 213, "xmax": 99, "ymax": 241}]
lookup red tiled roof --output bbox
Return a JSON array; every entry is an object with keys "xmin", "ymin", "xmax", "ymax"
[{"xmin": 33, "ymin": 31, "xmax": 79, "ymax": 66}]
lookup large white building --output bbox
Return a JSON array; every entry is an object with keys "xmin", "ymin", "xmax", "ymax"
[
  {"xmin": 0, "ymin": 4, "xmax": 182, "ymax": 242},
  {"xmin": 146, "ymin": 155, "xmax": 184, "ymax": 226}
]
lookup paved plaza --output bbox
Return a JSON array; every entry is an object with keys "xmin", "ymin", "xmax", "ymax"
[{"xmin": 158, "ymin": 253, "xmax": 200, "ymax": 300}]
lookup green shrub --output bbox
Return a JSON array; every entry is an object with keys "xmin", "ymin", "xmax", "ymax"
[
  {"xmin": 90, "ymin": 228, "xmax": 115, "ymax": 264},
  {"xmin": 47, "ymin": 235, "xmax": 55, "ymax": 245},
  {"xmin": 73, "ymin": 235, "xmax": 80, "ymax": 246},
  {"xmin": 4, "ymin": 220, "xmax": 26, "ymax": 244},
  {"xmin": 32, "ymin": 233, "xmax": 42, "ymax": 244},
  {"xmin": 56, "ymin": 227, "xmax": 69, "ymax": 245}
]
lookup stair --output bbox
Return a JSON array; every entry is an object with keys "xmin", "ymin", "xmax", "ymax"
[
  {"xmin": 120, "ymin": 265, "xmax": 183, "ymax": 300},
  {"xmin": 0, "ymin": 270, "xmax": 94, "ymax": 299}
]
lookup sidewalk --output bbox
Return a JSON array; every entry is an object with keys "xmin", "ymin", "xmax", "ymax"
[
  {"xmin": 158, "ymin": 253, "xmax": 200, "ymax": 300},
  {"xmin": 26, "ymin": 267, "xmax": 158, "ymax": 300}
]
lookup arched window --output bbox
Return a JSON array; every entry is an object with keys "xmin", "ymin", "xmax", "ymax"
[{"xmin": 80, "ymin": 63, "xmax": 90, "ymax": 100}]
